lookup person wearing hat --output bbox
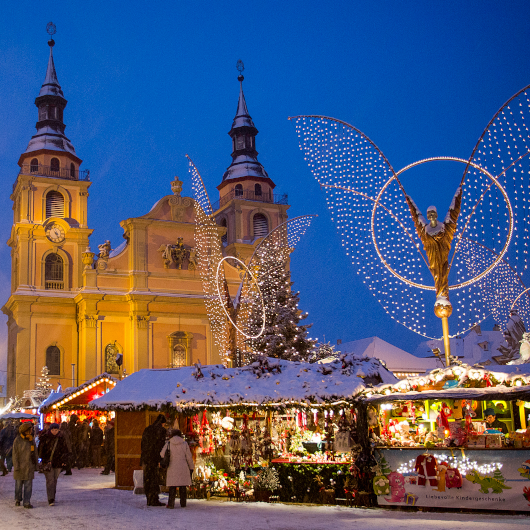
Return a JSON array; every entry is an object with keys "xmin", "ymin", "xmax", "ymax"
[
  {"xmin": 12, "ymin": 422, "xmax": 38, "ymax": 508},
  {"xmin": 484, "ymin": 408, "xmax": 508, "ymax": 434},
  {"xmin": 38, "ymin": 423, "xmax": 70, "ymax": 506},
  {"xmin": 140, "ymin": 414, "xmax": 167, "ymax": 506}
]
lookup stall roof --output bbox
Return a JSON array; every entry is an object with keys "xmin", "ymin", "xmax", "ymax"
[
  {"xmin": 39, "ymin": 373, "xmax": 119, "ymax": 413},
  {"xmin": 0, "ymin": 412, "xmax": 39, "ymax": 420},
  {"xmin": 91, "ymin": 354, "xmax": 397, "ymax": 412},
  {"xmin": 366, "ymin": 363, "xmax": 530, "ymax": 403}
]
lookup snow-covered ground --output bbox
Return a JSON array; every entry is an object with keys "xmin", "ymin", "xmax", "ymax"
[{"xmin": 0, "ymin": 468, "xmax": 528, "ymax": 529}]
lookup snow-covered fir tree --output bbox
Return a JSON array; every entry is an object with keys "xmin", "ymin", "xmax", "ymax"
[
  {"xmin": 247, "ymin": 259, "xmax": 315, "ymax": 361},
  {"xmin": 308, "ymin": 341, "xmax": 339, "ymax": 363},
  {"xmin": 35, "ymin": 365, "xmax": 53, "ymax": 397}
]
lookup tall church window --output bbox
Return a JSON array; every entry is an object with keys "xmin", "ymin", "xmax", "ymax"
[
  {"xmin": 50, "ymin": 158, "xmax": 60, "ymax": 173},
  {"xmin": 235, "ymin": 184, "xmax": 243, "ymax": 197},
  {"xmin": 236, "ymin": 135, "xmax": 246, "ymax": 149},
  {"xmin": 253, "ymin": 213, "xmax": 268, "ymax": 239},
  {"xmin": 70, "ymin": 163, "xmax": 76, "ymax": 179},
  {"xmin": 30, "ymin": 158, "xmax": 39, "ymax": 173},
  {"xmin": 45, "ymin": 253, "xmax": 64, "ymax": 290},
  {"xmin": 46, "ymin": 191, "xmax": 65, "ymax": 218},
  {"xmin": 168, "ymin": 331, "xmax": 193, "ymax": 368},
  {"xmin": 46, "ymin": 345, "xmax": 61, "ymax": 375},
  {"xmin": 255, "ymin": 183, "xmax": 262, "ymax": 196}
]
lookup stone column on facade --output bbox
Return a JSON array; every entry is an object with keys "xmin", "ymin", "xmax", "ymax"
[
  {"xmin": 127, "ymin": 295, "xmax": 154, "ymax": 371},
  {"xmin": 76, "ymin": 296, "xmax": 100, "ymax": 382},
  {"xmin": 17, "ymin": 229, "xmax": 33, "ymax": 289},
  {"xmin": 10, "ymin": 300, "xmax": 36, "ymax": 396}
]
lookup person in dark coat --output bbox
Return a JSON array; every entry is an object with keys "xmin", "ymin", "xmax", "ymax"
[
  {"xmin": 38, "ymin": 423, "xmax": 70, "ymax": 505},
  {"xmin": 90, "ymin": 421, "xmax": 104, "ymax": 468},
  {"xmin": 12, "ymin": 422, "xmax": 38, "ymax": 508},
  {"xmin": 140, "ymin": 414, "xmax": 167, "ymax": 506},
  {"xmin": 59, "ymin": 422, "xmax": 73, "ymax": 475},
  {"xmin": 101, "ymin": 420, "xmax": 115, "ymax": 475},
  {"xmin": 77, "ymin": 420, "xmax": 90, "ymax": 469},
  {"xmin": 0, "ymin": 421, "xmax": 18, "ymax": 473},
  {"xmin": 0, "ymin": 420, "xmax": 8, "ymax": 475},
  {"xmin": 67, "ymin": 415, "xmax": 79, "ymax": 469}
]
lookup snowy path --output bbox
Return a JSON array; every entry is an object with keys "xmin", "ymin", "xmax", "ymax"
[{"xmin": 0, "ymin": 469, "xmax": 528, "ymax": 530}]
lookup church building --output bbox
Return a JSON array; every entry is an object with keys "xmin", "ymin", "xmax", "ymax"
[{"xmin": 2, "ymin": 37, "xmax": 289, "ymax": 398}]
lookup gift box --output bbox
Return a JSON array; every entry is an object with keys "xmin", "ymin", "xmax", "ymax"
[
  {"xmin": 406, "ymin": 493, "xmax": 419, "ymax": 506},
  {"xmin": 467, "ymin": 434, "xmax": 486, "ymax": 448},
  {"xmin": 485, "ymin": 434, "xmax": 502, "ymax": 449}
]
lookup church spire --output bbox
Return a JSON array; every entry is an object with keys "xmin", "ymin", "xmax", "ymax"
[
  {"xmin": 221, "ymin": 61, "xmax": 269, "ymax": 183},
  {"xmin": 19, "ymin": 23, "xmax": 80, "ymax": 166}
]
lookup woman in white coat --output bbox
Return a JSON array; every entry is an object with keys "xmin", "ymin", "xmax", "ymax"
[{"xmin": 160, "ymin": 429, "xmax": 194, "ymax": 508}]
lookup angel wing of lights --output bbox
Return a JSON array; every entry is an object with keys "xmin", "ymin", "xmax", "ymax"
[
  {"xmin": 189, "ymin": 155, "xmax": 316, "ymax": 363},
  {"xmin": 290, "ymin": 85, "xmax": 530, "ymax": 339}
]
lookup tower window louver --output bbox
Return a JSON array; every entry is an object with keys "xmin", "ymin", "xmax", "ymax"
[
  {"xmin": 253, "ymin": 213, "xmax": 268, "ymax": 238},
  {"xmin": 46, "ymin": 191, "xmax": 64, "ymax": 218}
]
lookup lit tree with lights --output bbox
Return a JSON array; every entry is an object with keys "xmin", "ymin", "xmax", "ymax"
[
  {"xmin": 247, "ymin": 259, "xmax": 315, "ymax": 361},
  {"xmin": 308, "ymin": 341, "xmax": 339, "ymax": 363},
  {"xmin": 35, "ymin": 365, "xmax": 53, "ymax": 397}
]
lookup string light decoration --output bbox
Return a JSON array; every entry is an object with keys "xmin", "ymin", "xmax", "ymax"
[
  {"xmin": 188, "ymin": 156, "xmax": 316, "ymax": 365},
  {"xmin": 397, "ymin": 454, "xmax": 502, "ymax": 477},
  {"xmin": 50, "ymin": 376, "xmax": 117, "ymax": 409},
  {"xmin": 290, "ymin": 84, "xmax": 530, "ymax": 338}
]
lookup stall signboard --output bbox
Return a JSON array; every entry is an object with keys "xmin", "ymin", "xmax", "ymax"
[{"xmin": 376, "ymin": 449, "xmax": 530, "ymax": 511}]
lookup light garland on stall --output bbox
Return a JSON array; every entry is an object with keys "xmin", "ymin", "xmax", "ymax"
[
  {"xmin": 51, "ymin": 377, "xmax": 117, "ymax": 409},
  {"xmin": 365, "ymin": 363, "xmax": 530, "ymax": 399},
  {"xmin": 289, "ymin": 85, "xmax": 530, "ymax": 338},
  {"xmin": 397, "ymin": 454, "xmax": 503, "ymax": 477}
]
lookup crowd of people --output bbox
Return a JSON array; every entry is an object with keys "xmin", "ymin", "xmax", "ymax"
[{"xmin": 0, "ymin": 415, "xmax": 115, "ymax": 508}]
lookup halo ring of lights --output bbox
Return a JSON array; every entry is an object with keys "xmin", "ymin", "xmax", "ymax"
[
  {"xmin": 215, "ymin": 256, "xmax": 266, "ymax": 339},
  {"xmin": 510, "ymin": 288, "xmax": 530, "ymax": 311},
  {"xmin": 370, "ymin": 156, "xmax": 513, "ymax": 292}
]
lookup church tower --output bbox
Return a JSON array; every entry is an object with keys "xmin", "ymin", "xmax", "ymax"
[
  {"xmin": 3, "ymin": 31, "xmax": 92, "ymax": 397},
  {"xmin": 214, "ymin": 64, "xmax": 289, "ymax": 262}
]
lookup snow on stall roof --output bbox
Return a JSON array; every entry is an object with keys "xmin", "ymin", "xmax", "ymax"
[{"xmin": 91, "ymin": 355, "xmax": 397, "ymax": 411}]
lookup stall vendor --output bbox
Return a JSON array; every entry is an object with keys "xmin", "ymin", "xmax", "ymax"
[{"xmin": 484, "ymin": 408, "xmax": 508, "ymax": 434}]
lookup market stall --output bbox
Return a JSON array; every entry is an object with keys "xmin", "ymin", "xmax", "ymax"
[
  {"xmin": 91, "ymin": 354, "xmax": 396, "ymax": 504},
  {"xmin": 365, "ymin": 364, "xmax": 530, "ymax": 511},
  {"xmin": 39, "ymin": 373, "xmax": 119, "ymax": 426}
]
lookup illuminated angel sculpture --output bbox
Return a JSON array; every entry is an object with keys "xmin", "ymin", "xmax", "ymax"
[
  {"xmin": 291, "ymin": 84, "xmax": 530, "ymax": 360},
  {"xmin": 187, "ymin": 156, "xmax": 315, "ymax": 366}
]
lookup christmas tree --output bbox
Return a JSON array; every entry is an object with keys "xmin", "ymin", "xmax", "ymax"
[
  {"xmin": 308, "ymin": 341, "xmax": 339, "ymax": 363},
  {"xmin": 493, "ymin": 467, "xmax": 506, "ymax": 483},
  {"xmin": 35, "ymin": 365, "xmax": 53, "ymax": 397},
  {"xmin": 247, "ymin": 259, "xmax": 315, "ymax": 361}
]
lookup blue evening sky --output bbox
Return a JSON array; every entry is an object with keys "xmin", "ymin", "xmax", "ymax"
[{"xmin": 0, "ymin": 1, "xmax": 529, "ymax": 368}]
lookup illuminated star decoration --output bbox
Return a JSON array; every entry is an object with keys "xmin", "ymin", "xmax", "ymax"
[
  {"xmin": 290, "ymin": 84, "xmax": 530, "ymax": 338},
  {"xmin": 188, "ymin": 155, "xmax": 316, "ymax": 364}
]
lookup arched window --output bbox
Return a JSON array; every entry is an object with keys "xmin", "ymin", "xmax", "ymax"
[
  {"xmin": 220, "ymin": 218, "xmax": 228, "ymax": 244},
  {"xmin": 70, "ymin": 163, "xmax": 75, "ymax": 179},
  {"xmin": 253, "ymin": 213, "xmax": 268, "ymax": 239},
  {"xmin": 105, "ymin": 343, "xmax": 120, "ymax": 374},
  {"xmin": 46, "ymin": 191, "xmax": 65, "ymax": 218},
  {"xmin": 46, "ymin": 345, "xmax": 61, "ymax": 375},
  {"xmin": 173, "ymin": 344, "xmax": 187, "ymax": 367},
  {"xmin": 45, "ymin": 253, "xmax": 64, "ymax": 290},
  {"xmin": 235, "ymin": 184, "xmax": 243, "ymax": 197},
  {"xmin": 50, "ymin": 158, "xmax": 60, "ymax": 173},
  {"xmin": 30, "ymin": 158, "xmax": 39, "ymax": 173},
  {"xmin": 254, "ymin": 183, "xmax": 262, "ymax": 196}
]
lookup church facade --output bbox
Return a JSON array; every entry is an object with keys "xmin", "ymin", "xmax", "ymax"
[{"xmin": 2, "ymin": 39, "xmax": 289, "ymax": 398}]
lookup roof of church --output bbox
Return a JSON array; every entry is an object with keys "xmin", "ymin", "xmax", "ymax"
[
  {"xmin": 221, "ymin": 74, "xmax": 270, "ymax": 183},
  {"xmin": 20, "ymin": 39, "xmax": 79, "ymax": 162}
]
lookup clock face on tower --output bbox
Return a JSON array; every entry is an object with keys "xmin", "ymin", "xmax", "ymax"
[{"xmin": 46, "ymin": 223, "xmax": 65, "ymax": 243}]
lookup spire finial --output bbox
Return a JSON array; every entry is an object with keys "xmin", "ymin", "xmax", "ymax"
[
  {"xmin": 236, "ymin": 59, "xmax": 244, "ymax": 82},
  {"xmin": 46, "ymin": 21, "xmax": 56, "ymax": 48}
]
